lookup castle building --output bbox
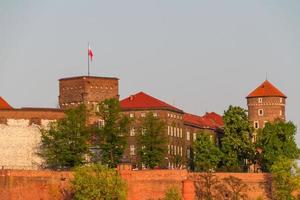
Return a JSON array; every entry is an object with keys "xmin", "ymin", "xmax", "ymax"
[
  {"xmin": 120, "ymin": 92, "xmax": 223, "ymax": 169},
  {"xmin": 246, "ymin": 80, "xmax": 286, "ymax": 134},
  {"xmin": 4, "ymin": 75, "xmax": 288, "ymax": 170}
]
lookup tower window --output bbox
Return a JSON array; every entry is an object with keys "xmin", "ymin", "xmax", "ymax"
[
  {"xmin": 258, "ymin": 109, "xmax": 264, "ymax": 116},
  {"xmin": 258, "ymin": 98, "xmax": 263, "ymax": 103},
  {"xmin": 280, "ymin": 110, "xmax": 282, "ymax": 116},
  {"xmin": 280, "ymin": 98, "xmax": 283, "ymax": 103},
  {"xmin": 254, "ymin": 121, "xmax": 259, "ymax": 129}
]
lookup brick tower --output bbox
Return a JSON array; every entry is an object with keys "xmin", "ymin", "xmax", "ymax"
[
  {"xmin": 246, "ymin": 80, "xmax": 286, "ymax": 131},
  {"xmin": 58, "ymin": 76, "xmax": 119, "ymax": 110}
]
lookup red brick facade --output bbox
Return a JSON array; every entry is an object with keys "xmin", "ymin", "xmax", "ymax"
[
  {"xmin": 59, "ymin": 76, "xmax": 119, "ymax": 110},
  {"xmin": 246, "ymin": 80, "xmax": 286, "ymax": 133}
]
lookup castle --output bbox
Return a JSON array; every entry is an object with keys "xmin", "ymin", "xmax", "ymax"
[{"xmin": 0, "ymin": 75, "xmax": 286, "ymax": 170}]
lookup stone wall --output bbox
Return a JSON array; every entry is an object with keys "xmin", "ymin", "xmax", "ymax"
[{"xmin": 0, "ymin": 109, "xmax": 64, "ymax": 170}]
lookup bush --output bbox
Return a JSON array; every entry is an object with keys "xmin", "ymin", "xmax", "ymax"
[
  {"xmin": 162, "ymin": 186, "xmax": 182, "ymax": 200},
  {"xmin": 72, "ymin": 164, "xmax": 127, "ymax": 200}
]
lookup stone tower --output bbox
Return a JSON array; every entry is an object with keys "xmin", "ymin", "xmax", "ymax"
[
  {"xmin": 58, "ymin": 76, "xmax": 119, "ymax": 110},
  {"xmin": 246, "ymin": 80, "xmax": 286, "ymax": 131}
]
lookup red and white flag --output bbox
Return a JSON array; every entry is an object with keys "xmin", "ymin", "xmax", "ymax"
[{"xmin": 88, "ymin": 45, "xmax": 94, "ymax": 61}]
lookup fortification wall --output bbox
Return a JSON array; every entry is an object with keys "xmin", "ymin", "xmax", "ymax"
[{"xmin": 0, "ymin": 167, "xmax": 272, "ymax": 200}]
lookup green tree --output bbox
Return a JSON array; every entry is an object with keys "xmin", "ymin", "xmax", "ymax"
[
  {"xmin": 220, "ymin": 105, "xmax": 255, "ymax": 171},
  {"xmin": 162, "ymin": 186, "xmax": 182, "ymax": 200},
  {"xmin": 94, "ymin": 98, "xmax": 130, "ymax": 168},
  {"xmin": 256, "ymin": 120, "xmax": 300, "ymax": 172},
  {"xmin": 271, "ymin": 156, "xmax": 300, "ymax": 200},
  {"xmin": 137, "ymin": 112, "xmax": 167, "ymax": 169},
  {"xmin": 72, "ymin": 164, "xmax": 127, "ymax": 200},
  {"xmin": 40, "ymin": 105, "xmax": 90, "ymax": 169},
  {"xmin": 193, "ymin": 132, "xmax": 222, "ymax": 172}
]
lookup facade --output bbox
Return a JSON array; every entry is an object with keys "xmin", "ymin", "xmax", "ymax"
[
  {"xmin": 120, "ymin": 92, "xmax": 223, "ymax": 169},
  {"xmin": 0, "ymin": 108, "xmax": 64, "ymax": 169},
  {"xmin": 246, "ymin": 80, "xmax": 286, "ymax": 140}
]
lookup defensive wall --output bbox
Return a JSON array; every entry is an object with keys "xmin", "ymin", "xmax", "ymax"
[{"xmin": 0, "ymin": 165, "xmax": 271, "ymax": 200}]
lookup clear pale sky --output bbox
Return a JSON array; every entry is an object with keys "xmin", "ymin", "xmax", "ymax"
[{"xmin": 1, "ymin": 1, "xmax": 299, "ymax": 143}]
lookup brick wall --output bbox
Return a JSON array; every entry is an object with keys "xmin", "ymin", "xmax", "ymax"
[
  {"xmin": 59, "ymin": 76, "xmax": 119, "ymax": 110},
  {"xmin": 0, "ymin": 167, "xmax": 273, "ymax": 200},
  {"xmin": 247, "ymin": 96, "xmax": 286, "ymax": 129}
]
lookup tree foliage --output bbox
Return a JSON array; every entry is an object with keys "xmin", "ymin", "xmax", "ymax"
[
  {"xmin": 220, "ymin": 105, "xmax": 255, "ymax": 171},
  {"xmin": 195, "ymin": 173, "xmax": 249, "ymax": 200},
  {"xmin": 72, "ymin": 164, "xmax": 127, "ymax": 200},
  {"xmin": 93, "ymin": 98, "xmax": 130, "ymax": 168},
  {"xmin": 193, "ymin": 132, "xmax": 222, "ymax": 172},
  {"xmin": 271, "ymin": 156, "xmax": 300, "ymax": 200},
  {"xmin": 137, "ymin": 112, "xmax": 167, "ymax": 169},
  {"xmin": 162, "ymin": 186, "xmax": 182, "ymax": 200},
  {"xmin": 256, "ymin": 120, "xmax": 300, "ymax": 172},
  {"xmin": 40, "ymin": 105, "xmax": 90, "ymax": 169}
]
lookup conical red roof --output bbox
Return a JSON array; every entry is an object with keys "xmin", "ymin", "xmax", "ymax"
[
  {"xmin": 247, "ymin": 80, "xmax": 286, "ymax": 98},
  {"xmin": 0, "ymin": 97, "xmax": 13, "ymax": 109},
  {"xmin": 120, "ymin": 92, "xmax": 183, "ymax": 113}
]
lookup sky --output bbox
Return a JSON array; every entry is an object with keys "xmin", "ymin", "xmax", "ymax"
[{"xmin": 0, "ymin": 1, "xmax": 300, "ymax": 143}]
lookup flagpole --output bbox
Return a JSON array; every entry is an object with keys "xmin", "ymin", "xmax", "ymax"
[{"xmin": 88, "ymin": 42, "xmax": 90, "ymax": 76}]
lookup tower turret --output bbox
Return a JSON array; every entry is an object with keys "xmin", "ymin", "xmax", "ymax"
[
  {"xmin": 58, "ymin": 76, "xmax": 119, "ymax": 110},
  {"xmin": 246, "ymin": 80, "xmax": 286, "ymax": 130}
]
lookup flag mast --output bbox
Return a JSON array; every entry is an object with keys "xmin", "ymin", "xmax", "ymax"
[{"xmin": 88, "ymin": 42, "xmax": 90, "ymax": 76}]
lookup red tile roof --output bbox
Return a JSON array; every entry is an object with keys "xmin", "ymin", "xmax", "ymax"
[
  {"xmin": 203, "ymin": 112, "xmax": 224, "ymax": 127},
  {"xmin": 183, "ymin": 112, "xmax": 223, "ymax": 129},
  {"xmin": 120, "ymin": 92, "xmax": 183, "ymax": 113},
  {"xmin": 247, "ymin": 80, "xmax": 286, "ymax": 98},
  {"xmin": 0, "ymin": 97, "xmax": 13, "ymax": 110}
]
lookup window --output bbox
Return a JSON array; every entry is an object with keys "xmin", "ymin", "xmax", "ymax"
[
  {"xmin": 97, "ymin": 119, "xmax": 105, "ymax": 128},
  {"xmin": 280, "ymin": 110, "xmax": 282, "ymax": 116},
  {"xmin": 180, "ymin": 147, "xmax": 183, "ymax": 156},
  {"xmin": 129, "ymin": 113, "xmax": 134, "ymax": 118},
  {"xmin": 130, "ymin": 145, "xmax": 135, "ymax": 156},
  {"xmin": 168, "ymin": 145, "xmax": 170, "ymax": 154},
  {"xmin": 264, "ymin": 121, "xmax": 268, "ymax": 128},
  {"xmin": 258, "ymin": 98, "xmax": 263, "ymax": 103},
  {"xmin": 180, "ymin": 129, "xmax": 183, "ymax": 138},
  {"xmin": 193, "ymin": 133, "xmax": 196, "ymax": 141},
  {"xmin": 254, "ymin": 121, "xmax": 259, "ymax": 129},
  {"xmin": 141, "ymin": 113, "xmax": 146, "ymax": 117},
  {"xmin": 258, "ymin": 109, "xmax": 264, "ymax": 116},
  {"xmin": 280, "ymin": 98, "xmax": 283, "ymax": 103},
  {"xmin": 187, "ymin": 148, "xmax": 190, "ymax": 158},
  {"xmin": 153, "ymin": 113, "xmax": 158, "ymax": 117},
  {"xmin": 177, "ymin": 128, "xmax": 180, "ymax": 137},
  {"xmin": 141, "ymin": 128, "xmax": 146, "ymax": 135},
  {"xmin": 167, "ymin": 126, "xmax": 170, "ymax": 135},
  {"xmin": 186, "ymin": 132, "xmax": 190, "ymax": 141},
  {"xmin": 170, "ymin": 127, "xmax": 173, "ymax": 136},
  {"xmin": 130, "ymin": 128, "xmax": 135, "ymax": 136}
]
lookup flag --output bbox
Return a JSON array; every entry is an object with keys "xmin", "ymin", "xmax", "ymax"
[{"xmin": 88, "ymin": 45, "xmax": 94, "ymax": 61}]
